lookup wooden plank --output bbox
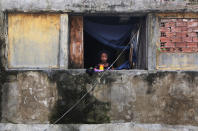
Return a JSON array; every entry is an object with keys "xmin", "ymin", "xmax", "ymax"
[{"xmin": 69, "ymin": 16, "xmax": 84, "ymax": 69}]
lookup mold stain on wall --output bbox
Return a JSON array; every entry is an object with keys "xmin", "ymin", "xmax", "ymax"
[{"xmin": 49, "ymin": 72, "xmax": 112, "ymax": 124}]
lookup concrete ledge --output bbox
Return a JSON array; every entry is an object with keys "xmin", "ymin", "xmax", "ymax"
[
  {"xmin": 2, "ymin": 0, "xmax": 198, "ymax": 13},
  {"xmin": 0, "ymin": 123, "xmax": 198, "ymax": 131},
  {"xmin": 2, "ymin": 71, "xmax": 198, "ymax": 124}
]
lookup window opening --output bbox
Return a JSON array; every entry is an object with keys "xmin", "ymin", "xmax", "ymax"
[{"xmin": 84, "ymin": 16, "xmax": 147, "ymax": 70}]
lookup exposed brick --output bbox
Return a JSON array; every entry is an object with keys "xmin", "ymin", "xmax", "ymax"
[
  {"xmin": 160, "ymin": 27, "xmax": 170, "ymax": 32},
  {"xmin": 165, "ymin": 42, "xmax": 175, "ymax": 47},
  {"xmin": 166, "ymin": 32, "xmax": 175, "ymax": 38},
  {"xmin": 171, "ymin": 37, "xmax": 182, "ymax": 42},
  {"xmin": 171, "ymin": 27, "xmax": 182, "ymax": 32},
  {"xmin": 193, "ymin": 37, "xmax": 198, "ymax": 42},
  {"xmin": 170, "ymin": 48, "xmax": 177, "ymax": 52},
  {"xmin": 188, "ymin": 32, "xmax": 197, "ymax": 37},
  {"xmin": 160, "ymin": 37, "xmax": 171, "ymax": 42},
  {"xmin": 177, "ymin": 19, "xmax": 183, "ymax": 22},
  {"xmin": 160, "ymin": 18, "xmax": 198, "ymax": 53},
  {"xmin": 176, "ymin": 32, "xmax": 188, "ymax": 38},
  {"xmin": 188, "ymin": 21, "xmax": 198, "ymax": 27},
  {"xmin": 181, "ymin": 27, "xmax": 188, "ymax": 31},
  {"xmin": 192, "ymin": 27, "xmax": 198, "ymax": 32},
  {"xmin": 182, "ymin": 47, "xmax": 197, "ymax": 53},
  {"xmin": 165, "ymin": 22, "xmax": 175, "ymax": 27},
  {"xmin": 175, "ymin": 43, "xmax": 186, "ymax": 47},
  {"xmin": 188, "ymin": 28, "xmax": 193, "ymax": 32},
  {"xmin": 187, "ymin": 42, "xmax": 198, "ymax": 48},
  {"xmin": 176, "ymin": 21, "xmax": 187, "ymax": 27},
  {"xmin": 183, "ymin": 37, "xmax": 193, "ymax": 42},
  {"xmin": 176, "ymin": 47, "xmax": 184, "ymax": 52}
]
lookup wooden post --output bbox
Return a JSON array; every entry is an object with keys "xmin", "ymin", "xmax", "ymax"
[{"xmin": 69, "ymin": 16, "xmax": 84, "ymax": 69}]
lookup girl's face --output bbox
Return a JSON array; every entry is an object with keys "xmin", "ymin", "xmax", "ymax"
[{"xmin": 101, "ymin": 53, "xmax": 108, "ymax": 63}]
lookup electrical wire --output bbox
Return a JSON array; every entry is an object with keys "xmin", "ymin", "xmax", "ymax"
[{"xmin": 52, "ymin": 26, "xmax": 141, "ymax": 125}]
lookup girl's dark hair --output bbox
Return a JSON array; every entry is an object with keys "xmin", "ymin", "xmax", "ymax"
[{"xmin": 97, "ymin": 50, "xmax": 111, "ymax": 63}]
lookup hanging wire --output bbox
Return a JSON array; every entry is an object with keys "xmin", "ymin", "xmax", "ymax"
[{"xmin": 52, "ymin": 26, "xmax": 141, "ymax": 125}]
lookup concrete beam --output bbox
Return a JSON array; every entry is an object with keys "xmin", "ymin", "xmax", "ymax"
[{"xmin": 1, "ymin": 0, "xmax": 198, "ymax": 13}]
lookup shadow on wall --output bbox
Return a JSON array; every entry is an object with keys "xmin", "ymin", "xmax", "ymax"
[
  {"xmin": 0, "ymin": 38, "xmax": 6, "ymax": 122},
  {"xmin": 49, "ymin": 72, "xmax": 111, "ymax": 124}
]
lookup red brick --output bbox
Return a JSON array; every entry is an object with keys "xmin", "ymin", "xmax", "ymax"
[
  {"xmin": 187, "ymin": 32, "xmax": 197, "ymax": 37},
  {"xmin": 160, "ymin": 37, "xmax": 171, "ymax": 42},
  {"xmin": 159, "ymin": 18, "xmax": 198, "ymax": 53},
  {"xmin": 188, "ymin": 28, "xmax": 193, "ymax": 32},
  {"xmin": 193, "ymin": 37, "xmax": 198, "ymax": 42},
  {"xmin": 176, "ymin": 21, "xmax": 187, "ymax": 27},
  {"xmin": 182, "ymin": 47, "xmax": 197, "ymax": 53},
  {"xmin": 177, "ymin": 19, "xmax": 183, "ymax": 22},
  {"xmin": 171, "ymin": 27, "xmax": 182, "ymax": 32},
  {"xmin": 181, "ymin": 27, "xmax": 188, "ymax": 31},
  {"xmin": 166, "ymin": 32, "xmax": 175, "ymax": 38},
  {"xmin": 192, "ymin": 27, "xmax": 198, "ymax": 32},
  {"xmin": 176, "ymin": 32, "xmax": 188, "ymax": 38},
  {"xmin": 165, "ymin": 22, "xmax": 176, "ymax": 27},
  {"xmin": 160, "ymin": 27, "xmax": 170, "ymax": 32},
  {"xmin": 171, "ymin": 37, "xmax": 182, "ymax": 42},
  {"xmin": 183, "ymin": 37, "xmax": 193, "ymax": 42},
  {"xmin": 170, "ymin": 48, "xmax": 177, "ymax": 52},
  {"xmin": 187, "ymin": 42, "xmax": 198, "ymax": 48},
  {"xmin": 188, "ymin": 21, "xmax": 198, "ymax": 27},
  {"xmin": 175, "ymin": 43, "xmax": 186, "ymax": 48},
  {"xmin": 165, "ymin": 42, "xmax": 175, "ymax": 47}
]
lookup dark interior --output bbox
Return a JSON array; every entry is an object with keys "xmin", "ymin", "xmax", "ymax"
[{"xmin": 84, "ymin": 16, "xmax": 147, "ymax": 69}]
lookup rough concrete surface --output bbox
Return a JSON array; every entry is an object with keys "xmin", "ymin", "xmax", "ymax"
[
  {"xmin": 1, "ymin": 0, "xmax": 198, "ymax": 13},
  {"xmin": 0, "ymin": 123, "xmax": 198, "ymax": 131},
  {"xmin": 1, "ymin": 72, "xmax": 58, "ymax": 123},
  {"xmin": 2, "ymin": 70, "xmax": 198, "ymax": 126}
]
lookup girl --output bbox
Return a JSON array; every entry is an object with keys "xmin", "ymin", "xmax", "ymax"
[{"xmin": 96, "ymin": 50, "xmax": 112, "ymax": 70}]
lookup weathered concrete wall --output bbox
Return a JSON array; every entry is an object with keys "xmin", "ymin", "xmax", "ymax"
[
  {"xmin": 2, "ymin": 70, "xmax": 198, "ymax": 126},
  {"xmin": 1, "ymin": 72, "xmax": 58, "ymax": 124},
  {"xmin": 1, "ymin": 123, "xmax": 198, "ymax": 131},
  {"xmin": 1, "ymin": 0, "xmax": 198, "ymax": 13}
]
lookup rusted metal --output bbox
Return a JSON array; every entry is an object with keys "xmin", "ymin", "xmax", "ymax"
[{"xmin": 69, "ymin": 16, "xmax": 84, "ymax": 69}]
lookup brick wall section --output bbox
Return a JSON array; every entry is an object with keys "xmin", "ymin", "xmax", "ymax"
[{"xmin": 160, "ymin": 18, "xmax": 198, "ymax": 53}]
